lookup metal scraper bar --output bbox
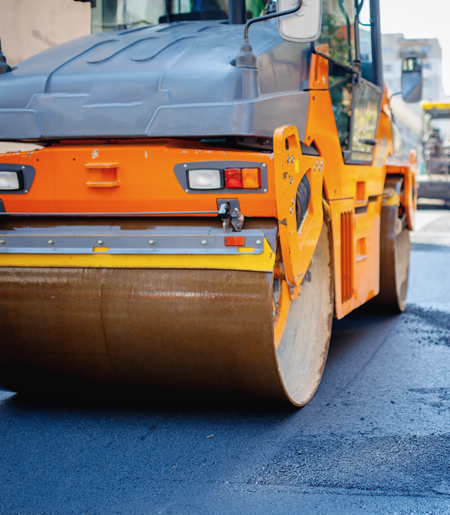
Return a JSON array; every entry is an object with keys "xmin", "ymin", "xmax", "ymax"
[{"xmin": 0, "ymin": 228, "xmax": 265, "ymax": 255}]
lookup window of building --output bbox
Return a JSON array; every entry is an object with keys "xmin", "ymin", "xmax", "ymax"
[{"xmin": 403, "ymin": 45, "xmax": 416, "ymax": 54}]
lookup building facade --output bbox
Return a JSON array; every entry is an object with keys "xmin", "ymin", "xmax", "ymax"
[
  {"xmin": 382, "ymin": 33, "xmax": 450, "ymax": 162},
  {"xmin": 0, "ymin": 0, "xmax": 91, "ymax": 153},
  {"xmin": 383, "ymin": 34, "xmax": 445, "ymax": 108},
  {"xmin": 382, "ymin": 33, "xmax": 450, "ymax": 148}
]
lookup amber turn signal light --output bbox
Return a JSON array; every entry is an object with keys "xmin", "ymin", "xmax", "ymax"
[{"xmin": 242, "ymin": 168, "xmax": 261, "ymax": 189}]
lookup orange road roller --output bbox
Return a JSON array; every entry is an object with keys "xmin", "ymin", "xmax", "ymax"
[{"xmin": 0, "ymin": 0, "xmax": 422, "ymax": 405}]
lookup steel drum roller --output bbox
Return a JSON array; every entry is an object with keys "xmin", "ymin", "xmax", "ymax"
[{"xmin": 0, "ymin": 221, "xmax": 333, "ymax": 405}]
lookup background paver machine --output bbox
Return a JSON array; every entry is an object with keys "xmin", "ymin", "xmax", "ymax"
[
  {"xmin": 0, "ymin": 0, "xmax": 422, "ymax": 405},
  {"xmin": 419, "ymin": 103, "xmax": 450, "ymax": 203}
]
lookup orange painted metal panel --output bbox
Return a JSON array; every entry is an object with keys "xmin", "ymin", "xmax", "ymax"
[
  {"xmin": 273, "ymin": 125, "xmax": 324, "ymax": 287},
  {"xmin": 329, "ymin": 198, "xmax": 354, "ymax": 318},
  {"xmin": 304, "ymin": 83, "xmax": 396, "ymax": 317},
  {"xmin": 340, "ymin": 210, "xmax": 354, "ymax": 304},
  {"xmin": 308, "ymin": 45, "xmax": 329, "ymax": 91},
  {"xmin": 0, "ymin": 140, "xmax": 276, "ymax": 218},
  {"xmin": 330, "ymin": 196, "xmax": 382, "ymax": 319}
]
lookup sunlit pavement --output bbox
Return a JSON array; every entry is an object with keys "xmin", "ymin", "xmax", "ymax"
[
  {"xmin": 1, "ymin": 209, "xmax": 450, "ymax": 514},
  {"xmin": 412, "ymin": 207, "xmax": 450, "ymax": 247}
]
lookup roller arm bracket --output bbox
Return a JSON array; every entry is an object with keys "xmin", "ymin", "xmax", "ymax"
[{"xmin": 273, "ymin": 125, "xmax": 324, "ymax": 287}]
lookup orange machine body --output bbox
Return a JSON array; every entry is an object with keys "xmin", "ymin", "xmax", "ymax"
[
  {"xmin": 0, "ymin": 140, "xmax": 277, "ymax": 218},
  {"xmin": 0, "ymin": 70, "xmax": 414, "ymax": 323}
]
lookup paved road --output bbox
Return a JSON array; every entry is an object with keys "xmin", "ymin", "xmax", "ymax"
[{"xmin": 1, "ymin": 209, "xmax": 450, "ymax": 514}]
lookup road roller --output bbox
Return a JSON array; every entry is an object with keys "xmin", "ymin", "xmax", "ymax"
[{"xmin": 0, "ymin": 0, "xmax": 422, "ymax": 405}]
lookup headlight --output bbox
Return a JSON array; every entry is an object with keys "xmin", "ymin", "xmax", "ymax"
[
  {"xmin": 188, "ymin": 169, "xmax": 222, "ymax": 190},
  {"xmin": 0, "ymin": 171, "xmax": 20, "ymax": 190}
]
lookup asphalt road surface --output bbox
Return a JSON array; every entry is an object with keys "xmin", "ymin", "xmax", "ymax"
[{"xmin": 1, "ymin": 209, "xmax": 450, "ymax": 514}]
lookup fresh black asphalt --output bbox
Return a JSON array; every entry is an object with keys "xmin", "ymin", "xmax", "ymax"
[{"xmin": 1, "ymin": 212, "xmax": 450, "ymax": 514}]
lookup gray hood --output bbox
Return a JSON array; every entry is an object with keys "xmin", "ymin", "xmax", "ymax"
[{"xmin": 0, "ymin": 19, "xmax": 311, "ymax": 141}]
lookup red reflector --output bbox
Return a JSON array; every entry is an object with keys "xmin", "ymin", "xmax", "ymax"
[
  {"xmin": 225, "ymin": 168, "xmax": 242, "ymax": 189},
  {"xmin": 225, "ymin": 236, "xmax": 245, "ymax": 246}
]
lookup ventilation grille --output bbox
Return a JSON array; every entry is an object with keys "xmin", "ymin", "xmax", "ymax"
[{"xmin": 341, "ymin": 211, "xmax": 354, "ymax": 303}]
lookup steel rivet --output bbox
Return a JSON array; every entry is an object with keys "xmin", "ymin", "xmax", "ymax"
[
  {"xmin": 263, "ymin": 189, "xmax": 267, "ymax": 193},
  {"xmin": 149, "ymin": 240, "xmax": 154, "ymax": 245},
  {"xmin": 314, "ymin": 165, "xmax": 317, "ymax": 172},
  {"xmin": 292, "ymin": 157, "xmax": 295, "ymax": 163},
  {"xmin": 292, "ymin": 198, "xmax": 295, "ymax": 205},
  {"xmin": 202, "ymin": 240, "xmax": 207, "ymax": 245},
  {"xmin": 183, "ymin": 164, "xmax": 187, "ymax": 168},
  {"xmin": 262, "ymin": 163, "xmax": 266, "ymax": 167},
  {"xmin": 0, "ymin": 240, "xmax": 4, "ymax": 245},
  {"xmin": 24, "ymin": 190, "xmax": 28, "ymax": 193},
  {"xmin": 290, "ymin": 207, "xmax": 293, "ymax": 214},
  {"xmin": 256, "ymin": 240, "xmax": 262, "ymax": 245},
  {"xmin": 22, "ymin": 166, "xmax": 25, "ymax": 169},
  {"xmin": 185, "ymin": 189, "xmax": 189, "ymax": 192},
  {"xmin": 287, "ymin": 156, "xmax": 290, "ymax": 163},
  {"xmin": 98, "ymin": 240, "xmax": 103, "ymax": 245},
  {"xmin": 48, "ymin": 240, "xmax": 53, "ymax": 245},
  {"xmin": 234, "ymin": 207, "xmax": 239, "ymax": 212},
  {"xmin": 290, "ymin": 176, "xmax": 293, "ymax": 184}
]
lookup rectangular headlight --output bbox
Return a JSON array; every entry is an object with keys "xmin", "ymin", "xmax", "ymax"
[
  {"xmin": 188, "ymin": 169, "xmax": 222, "ymax": 190},
  {"xmin": 0, "ymin": 171, "xmax": 20, "ymax": 190}
]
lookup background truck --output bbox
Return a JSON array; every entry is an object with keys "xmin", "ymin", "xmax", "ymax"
[{"xmin": 0, "ymin": 0, "xmax": 422, "ymax": 406}]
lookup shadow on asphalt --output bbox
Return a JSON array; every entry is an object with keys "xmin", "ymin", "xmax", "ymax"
[{"xmin": 0, "ymin": 387, "xmax": 301, "ymax": 420}]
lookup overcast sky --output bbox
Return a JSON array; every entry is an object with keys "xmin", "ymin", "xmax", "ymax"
[{"xmin": 380, "ymin": 0, "xmax": 450, "ymax": 96}]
